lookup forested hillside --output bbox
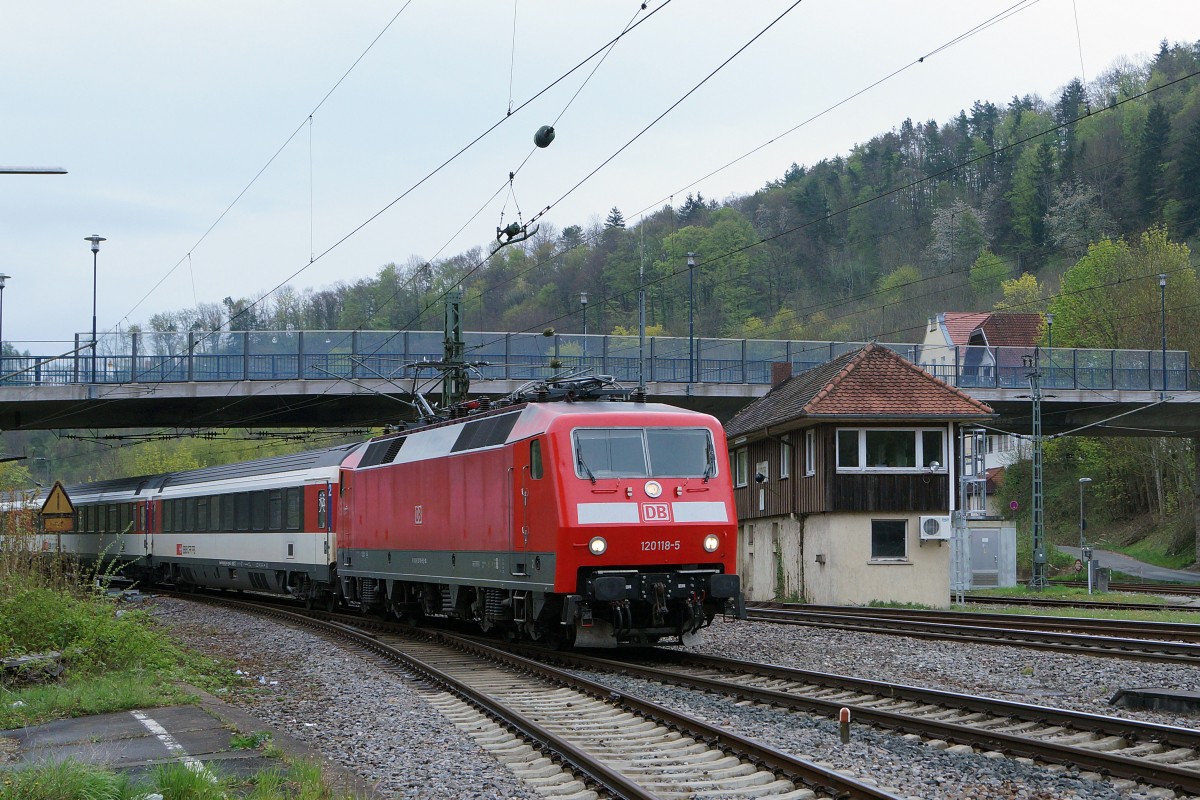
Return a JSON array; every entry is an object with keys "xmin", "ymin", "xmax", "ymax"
[
  {"xmin": 135, "ymin": 41, "xmax": 1200, "ymax": 353},
  {"xmin": 5, "ymin": 41, "xmax": 1200, "ymax": 558}
]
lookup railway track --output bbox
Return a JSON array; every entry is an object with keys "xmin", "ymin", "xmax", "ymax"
[
  {"xmin": 178, "ymin": 593, "xmax": 901, "ymax": 800},
  {"xmin": 961, "ymin": 593, "xmax": 1196, "ymax": 613},
  {"xmin": 745, "ymin": 601, "xmax": 1200, "ymax": 662},
  {"xmin": 1060, "ymin": 580, "xmax": 1200, "ymax": 597},
  {"xmin": 521, "ymin": 645, "xmax": 1200, "ymax": 797}
]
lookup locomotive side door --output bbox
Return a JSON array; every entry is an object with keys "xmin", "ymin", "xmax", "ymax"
[{"xmin": 510, "ymin": 449, "xmax": 530, "ymax": 576}]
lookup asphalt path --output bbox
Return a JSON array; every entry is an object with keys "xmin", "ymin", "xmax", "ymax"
[{"xmin": 1056, "ymin": 545, "xmax": 1200, "ymax": 584}]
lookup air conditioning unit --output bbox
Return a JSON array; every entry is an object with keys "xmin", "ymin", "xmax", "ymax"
[{"xmin": 919, "ymin": 515, "xmax": 952, "ymax": 540}]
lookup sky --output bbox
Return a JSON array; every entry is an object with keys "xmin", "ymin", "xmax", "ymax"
[{"xmin": 3, "ymin": 0, "xmax": 1199, "ymax": 347}]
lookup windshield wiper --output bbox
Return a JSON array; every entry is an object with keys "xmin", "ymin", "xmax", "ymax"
[
  {"xmin": 703, "ymin": 440, "xmax": 716, "ymax": 483},
  {"xmin": 577, "ymin": 449, "xmax": 596, "ymax": 484}
]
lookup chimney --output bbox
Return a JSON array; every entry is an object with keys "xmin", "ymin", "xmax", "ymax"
[{"xmin": 771, "ymin": 362, "xmax": 793, "ymax": 387}]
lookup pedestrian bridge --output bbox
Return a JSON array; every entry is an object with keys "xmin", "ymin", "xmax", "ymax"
[{"xmin": 0, "ymin": 329, "xmax": 1194, "ymax": 435}]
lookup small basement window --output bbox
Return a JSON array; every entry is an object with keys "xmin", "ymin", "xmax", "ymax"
[{"xmin": 871, "ymin": 519, "xmax": 907, "ymax": 560}]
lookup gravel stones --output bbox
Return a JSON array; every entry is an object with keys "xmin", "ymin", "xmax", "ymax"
[
  {"xmin": 154, "ymin": 600, "xmax": 1200, "ymax": 800},
  {"xmin": 153, "ymin": 598, "xmax": 541, "ymax": 800}
]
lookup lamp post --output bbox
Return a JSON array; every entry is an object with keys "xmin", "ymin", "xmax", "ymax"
[
  {"xmin": 1079, "ymin": 476, "xmax": 1093, "ymax": 593},
  {"xmin": 0, "ymin": 273, "xmax": 10, "ymax": 362},
  {"xmin": 84, "ymin": 235, "xmax": 106, "ymax": 383},
  {"xmin": 579, "ymin": 291, "xmax": 588, "ymax": 358},
  {"xmin": 687, "ymin": 252, "xmax": 696, "ymax": 387},
  {"xmin": 1159, "ymin": 273, "xmax": 1168, "ymax": 401},
  {"xmin": 1045, "ymin": 312, "xmax": 1054, "ymax": 385}
]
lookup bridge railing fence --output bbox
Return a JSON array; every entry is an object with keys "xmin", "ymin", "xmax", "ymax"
[{"xmin": 1, "ymin": 332, "xmax": 1191, "ymax": 394}]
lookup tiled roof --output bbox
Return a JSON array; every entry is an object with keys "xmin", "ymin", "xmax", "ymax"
[
  {"xmin": 974, "ymin": 313, "xmax": 1044, "ymax": 347},
  {"xmin": 942, "ymin": 312, "xmax": 992, "ymax": 346},
  {"xmin": 724, "ymin": 342, "xmax": 994, "ymax": 440}
]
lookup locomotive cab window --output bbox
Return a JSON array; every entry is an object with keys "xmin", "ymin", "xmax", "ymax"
[
  {"xmin": 530, "ymin": 439, "xmax": 543, "ymax": 480},
  {"xmin": 573, "ymin": 428, "xmax": 715, "ymax": 479}
]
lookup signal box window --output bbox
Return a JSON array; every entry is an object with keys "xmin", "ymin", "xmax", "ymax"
[
  {"xmin": 837, "ymin": 428, "xmax": 947, "ymax": 473},
  {"xmin": 871, "ymin": 520, "xmax": 907, "ymax": 560}
]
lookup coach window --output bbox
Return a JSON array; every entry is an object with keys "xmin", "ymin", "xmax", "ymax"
[
  {"xmin": 530, "ymin": 439, "xmax": 543, "ymax": 479},
  {"xmin": 267, "ymin": 489, "xmax": 283, "ymax": 531},
  {"xmin": 174, "ymin": 500, "xmax": 185, "ymax": 533},
  {"xmin": 870, "ymin": 519, "xmax": 908, "ymax": 561},
  {"xmin": 108, "ymin": 504, "xmax": 119, "ymax": 534},
  {"xmin": 251, "ymin": 492, "xmax": 267, "ymax": 531},
  {"xmin": 120, "ymin": 503, "xmax": 132, "ymax": 534},
  {"xmin": 285, "ymin": 488, "xmax": 301, "ymax": 531},
  {"xmin": 184, "ymin": 498, "xmax": 197, "ymax": 532},
  {"xmin": 196, "ymin": 498, "xmax": 209, "ymax": 533},
  {"xmin": 235, "ymin": 492, "xmax": 251, "ymax": 532},
  {"xmin": 220, "ymin": 495, "xmax": 235, "ymax": 531}
]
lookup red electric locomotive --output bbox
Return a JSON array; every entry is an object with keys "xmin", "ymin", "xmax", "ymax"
[
  {"xmin": 338, "ymin": 392, "xmax": 741, "ymax": 646},
  {"xmin": 47, "ymin": 378, "xmax": 742, "ymax": 647}
]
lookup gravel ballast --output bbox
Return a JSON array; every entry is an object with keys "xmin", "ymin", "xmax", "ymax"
[{"xmin": 153, "ymin": 599, "xmax": 1200, "ymax": 800}]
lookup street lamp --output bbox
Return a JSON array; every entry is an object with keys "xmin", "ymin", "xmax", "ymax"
[
  {"xmin": 84, "ymin": 235, "xmax": 106, "ymax": 383},
  {"xmin": 1045, "ymin": 312, "xmax": 1054, "ymax": 385},
  {"xmin": 1159, "ymin": 273, "xmax": 1168, "ymax": 401},
  {"xmin": 0, "ymin": 273, "xmax": 10, "ymax": 361},
  {"xmin": 1078, "ymin": 476, "xmax": 1092, "ymax": 593},
  {"xmin": 687, "ymin": 252, "xmax": 696, "ymax": 386},
  {"xmin": 579, "ymin": 291, "xmax": 588, "ymax": 358}
]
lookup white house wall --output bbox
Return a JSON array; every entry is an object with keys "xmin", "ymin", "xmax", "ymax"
[
  {"xmin": 802, "ymin": 513, "xmax": 950, "ymax": 607},
  {"xmin": 737, "ymin": 516, "xmax": 803, "ymax": 601}
]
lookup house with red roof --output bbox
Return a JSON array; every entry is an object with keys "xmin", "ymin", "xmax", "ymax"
[
  {"xmin": 919, "ymin": 311, "xmax": 1045, "ymax": 385},
  {"xmin": 725, "ymin": 342, "xmax": 994, "ymax": 606}
]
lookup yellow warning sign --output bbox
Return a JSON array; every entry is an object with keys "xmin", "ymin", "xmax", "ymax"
[{"xmin": 40, "ymin": 481, "xmax": 75, "ymax": 517}]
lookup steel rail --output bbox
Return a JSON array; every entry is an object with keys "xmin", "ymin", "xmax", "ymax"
[
  {"xmin": 823, "ymin": 600, "xmax": 1200, "ymax": 640},
  {"xmin": 961, "ymin": 594, "xmax": 1195, "ymax": 613},
  {"xmin": 745, "ymin": 604, "xmax": 1200, "ymax": 663},
  {"xmin": 173, "ymin": 592, "xmax": 902, "ymax": 800},
  {"xmin": 515, "ymin": 645, "xmax": 1200, "ymax": 796}
]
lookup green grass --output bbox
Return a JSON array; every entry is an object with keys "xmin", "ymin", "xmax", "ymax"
[
  {"xmin": 0, "ymin": 758, "xmax": 362, "ymax": 800},
  {"xmin": 1117, "ymin": 537, "xmax": 1196, "ymax": 570},
  {"xmin": 0, "ymin": 672, "xmax": 196, "ymax": 731}
]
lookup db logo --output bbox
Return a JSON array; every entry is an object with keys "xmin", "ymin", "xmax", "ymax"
[{"xmin": 641, "ymin": 503, "xmax": 671, "ymax": 522}]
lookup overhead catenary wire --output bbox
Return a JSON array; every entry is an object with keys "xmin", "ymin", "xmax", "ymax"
[
  {"xmin": 453, "ymin": 67, "xmax": 1200, "ymax": 364},
  {"xmin": 34, "ymin": 2, "xmax": 681, "ymax": 440},
  {"xmin": 25, "ymin": 10, "xmax": 1190, "ymax": 455},
  {"xmin": 117, "ymin": 0, "xmax": 418, "ymax": 331}
]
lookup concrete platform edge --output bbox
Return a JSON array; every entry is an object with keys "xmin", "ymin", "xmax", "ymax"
[{"xmin": 181, "ymin": 684, "xmax": 385, "ymax": 799}]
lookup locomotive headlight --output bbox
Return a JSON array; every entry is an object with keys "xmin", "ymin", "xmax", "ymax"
[
  {"xmin": 588, "ymin": 536, "xmax": 608, "ymax": 556},
  {"xmin": 644, "ymin": 480, "xmax": 662, "ymax": 498},
  {"xmin": 702, "ymin": 533, "xmax": 721, "ymax": 552}
]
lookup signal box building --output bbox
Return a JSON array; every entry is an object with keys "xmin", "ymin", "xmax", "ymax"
[{"xmin": 725, "ymin": 343, "xmax": 994, "ymax": 607}]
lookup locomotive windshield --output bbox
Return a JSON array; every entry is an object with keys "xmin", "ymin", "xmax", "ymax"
[{"xmin": 573, "ymin": 427, "xmax": 715, "ymax": 479}]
